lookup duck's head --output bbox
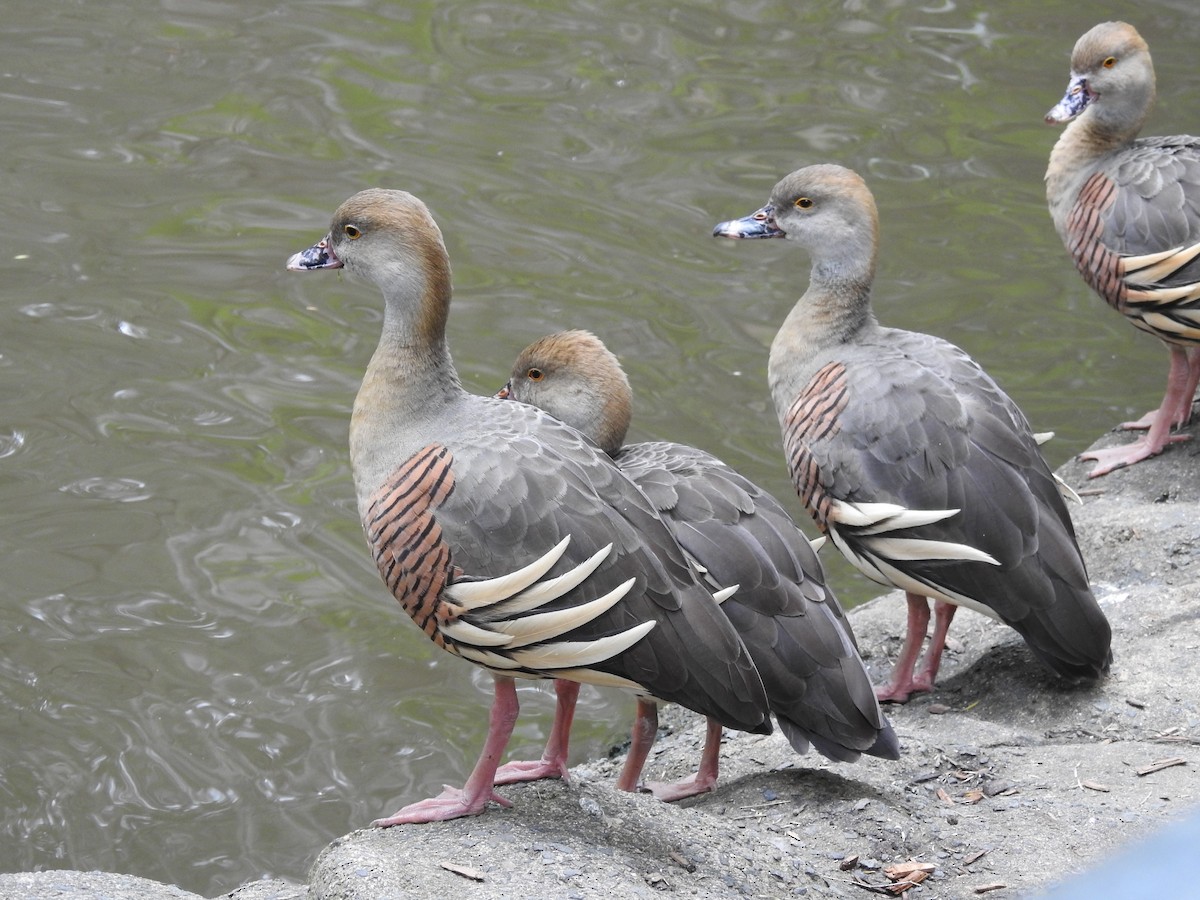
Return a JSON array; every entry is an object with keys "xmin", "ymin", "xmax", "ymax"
[
  {"xmin": 714, "ymin": 164, "xmax": 879, "ymax": 283},
  {"xmin": 287, "ymin": 188, "xmax": 451, "ymax": 298},
  {"xmin": 498, "ymin": 330, "xmax": 632, "ymax": 457},
  {"xmin": 1045, "ymin": 21, "xmax": 1154, "ymax": 126}
]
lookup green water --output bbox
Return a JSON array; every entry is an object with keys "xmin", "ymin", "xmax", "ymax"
[{"xmin": 1, "ymin": 0, "xmax": 1194, "ymax": 893}]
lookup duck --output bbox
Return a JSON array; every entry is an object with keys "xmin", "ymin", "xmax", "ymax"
[
  {"xmin": 713, "ymin": 165, "xmax": 1112, "ymax": 703},
  {"xmin": 496, "ymin": 330, "xmax": 899, "ymax": 799},
  {"xmin": 1045, "ymin": 21, "xmax": 1200, "ymax": 477},
  {"xmin": 286, "ymin": 188, "xmax": 770, "ymax": 824}
]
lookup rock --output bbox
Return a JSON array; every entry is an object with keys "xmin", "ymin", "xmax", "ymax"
[{"xmin": 0, "ymin": 871, "xmax": 206, "ymax": 900}]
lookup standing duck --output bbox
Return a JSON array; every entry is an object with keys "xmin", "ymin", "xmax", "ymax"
[
  {"xmin": 713, "ymin": 165, "xmax": 1112, "ymax": 703},
  {"xmin": 497, "ymin": 330, "xmax": 899, "ymax": 799},
  {"xmin": 286, "ymin": 189, "xmax": 770, "ymax": 824},
  {"xmin": 1045, "ymin": 21, "xmax": 1200, "ymax": 477}
]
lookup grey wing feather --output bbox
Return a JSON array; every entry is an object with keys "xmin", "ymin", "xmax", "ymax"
[{"xmin": 1106, "ymin": 138, "xmax": 1200, "ymax": 264}]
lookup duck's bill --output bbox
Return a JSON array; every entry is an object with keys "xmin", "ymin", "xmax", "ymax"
[
  {"xmin": 712, "ymin": 205, "xmax": 784, "ymax": 239},
  {"xmin": 286, "ymin": 234, "xmax": 343, "ymax": 271},
  {"xmin": 1044, "ymin": 76, "xmax": 1091, "ymax": 124}
]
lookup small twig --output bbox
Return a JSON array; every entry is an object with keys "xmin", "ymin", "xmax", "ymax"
[
  {"xmin": 738, "ymin": 799, "xmax": 788, "ymax": 810},
  {"xmin": 438, "ymin": 861, "xmax": 485, "ymax": 882},
  {"xmin": 669, "ymin": 851, "xmax": 696, "ymax": 872},
  {"xmin": 1072, "ymin": 762, "xmax": 1109, "ymax": 792},
  {"xmin": 847, "ymin": 877, "xmax": 895, "ymax": 895},
  {"xmin": 1137, "ymin": 756, "xmax": 1187, "ymax": 776}
]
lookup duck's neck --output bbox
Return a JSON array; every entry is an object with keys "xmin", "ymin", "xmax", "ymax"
[
  {"xmin": 349, "ymin": 253, "xmax": 463, "ymax": 497},
  {"xmin": 767, "ymin": 264, "xmax": 876, "ymax": 406},
  {"xmin": 1046, "ymin": 99, "xmax": 1150, "ymax": 237}
]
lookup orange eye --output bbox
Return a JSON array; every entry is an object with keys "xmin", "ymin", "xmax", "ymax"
[
  {"xmin": 1102, "ymin": 56, "xmax": 1117, "ymax": 68},
  {"xmin": 527, "ymin": 368, "xmax": 544, "ymax": 381},
  {"xmin": 795, "ymin": 197, "xmax": 814, "ymax": 209},
  {"xmin": 343, "ymin": 224, "xmax": 361, "ymax": 239}
]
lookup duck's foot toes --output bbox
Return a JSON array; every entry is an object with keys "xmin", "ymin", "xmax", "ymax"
[
  {"xmin": 371, "ymin": 784, "xmax": 511, "ymax": 826},
  {"xmin": 493, "ymin": 757, "xmax": 570, "ymax": 785},
  {"xmin": 640, "ymin": 774, "xmax": 718, "ymax": 803},
  {"xmin": 1080, "ymin": 434, "xmax": 1189, "ymax": 478}
]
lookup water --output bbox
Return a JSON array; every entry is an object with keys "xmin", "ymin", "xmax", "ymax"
[{"xmin": 2, "ymin": 0, "xmax": 1196, "ymax": 894}]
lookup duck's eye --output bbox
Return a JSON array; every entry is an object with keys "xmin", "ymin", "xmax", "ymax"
[
  {"xmin": 343, "ymin": 224, "xmax": 362, "ymax": 239},
  {"xmin": 1102, "ymin": 56, "xmax": 1117, "ymax": 69},
  {"xmin": 795, "ymin": 197, "xmax": 814, "ymax": 210},
  {"xmin": 527, "ymin": 368, "xmax": 544, "ymax": 382}
]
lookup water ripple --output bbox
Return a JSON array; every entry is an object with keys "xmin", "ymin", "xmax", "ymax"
[
  {"xmin": 58, "ymin": 476, "xmax": 152, "ymax": 502},
  {"xmin": 3, "ymin": 0, "xmax": 1195, "ymax": 896},
  {"xmin": 0, "ymin": 430, "xmax": 26, "ymax": 459}
]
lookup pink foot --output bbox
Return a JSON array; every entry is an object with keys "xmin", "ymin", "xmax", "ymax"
[
  {"xmin": 493, "ymin": 679, "xmax": 578, "ymax": 785},
  {"xmin": 493, "ymin": 757, "xmax": 570, "ymax": 785},
  {"xmin": 1120, "ymin": 404, "xmax": 1195, "ymax": 431},
  {"xmin": 874, "ymin": 679, "xmax": 926, "ymax": 704},
  {"xmin": 374, "ymin": 675, "xmax": 521, "ymax": 827},
  {"xmin": 875, "ymin": 656, "xmax": 942, "ymax": 703},
  {"xmin": 873, "ymin": 594, "xmax": 953, "ymax": 703},
  {"xmin": 1120, "ymin": 409, "xmax": 1159, "ymax": 431},
  {"xmin": 1123, "ymin": 346, "xmax": 1200, "ymax": 432},
  {"xmin": 1096, "ymin": 344, "xmax": 1197, "ymax": 475},
  {"xmin": 371, "ymin": 784, "xmax": 512, "ymax": 827},
  {"xmin": 642, "ymin": 772, "xmax": 718, "ymax": 802},
  {"xmin": 635, "ymin": 716, "xmax": 723, "ymax": 802},
  {"xmin": 1080, "ymin": 434, "xmax": 1190, "ymax": 478}
]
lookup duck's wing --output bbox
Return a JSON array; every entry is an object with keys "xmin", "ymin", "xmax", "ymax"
[
  {"xmin": 1068, "ymin": 137, "xmax": 1200, "ymax": 341},
  {"xmin": 781, "ymin": 334, "xmax": 1111, "ymax": 680},
  {"xmin": 364, "ymin": 399, "xmax": 771, "ymax": 734},
  {"xmin": 614, "ymin": 440, "xmax": 898, "ymax": 761}
]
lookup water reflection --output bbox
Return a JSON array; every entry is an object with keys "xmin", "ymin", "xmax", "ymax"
[{"xmin": 1, "ymin": 0, "xmax": 1196, "ymax": 894}]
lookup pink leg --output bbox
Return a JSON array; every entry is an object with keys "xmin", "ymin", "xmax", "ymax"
[
  {"xmin": 494, "ymin": 679, "xmax": 579, "ymax": 785},
  {"xmin": 372, "ymin": 675, "xmax": 518, "ymax": 826},
  {"xmin": 875, "ymin": 593, "xmax": 932, "ymax": 704},
  {"xmin": 1119, "ymin": 345, "xmax": 1198, "ymax": 430},
  {"xmin": 1178, "ymin": 346, "xmax": 1200, "ymax": 425},
  {"xmin": 616, "ymin": 698, "xmax": 660, "ymax": 792},
  {"xmin": 644, "ymin": 716, "xmax": 724, "ymax": 802},
  {"xmin": 911, "ymin": 600, "xmax": 959, "ymax": 693},
  {"xmin": 1082, "ymin": 344, "xmax": 1194, "ymax": 477}
]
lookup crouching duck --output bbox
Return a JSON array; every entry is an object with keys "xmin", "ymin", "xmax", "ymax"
[
  {"xmin": 1046, "ymin": 21, "xmax": 1200, "ymax": 477},
  {"xmin": 287, "ymin": 189, "xmax": 770, "ymax": 824},
  {"xmin": 714, "ymin": 165, "xmax": 1112, "ymax": 703},
  {"xmin": 497, "ymin": 330, "xmax": 899, "ymax": 799}
]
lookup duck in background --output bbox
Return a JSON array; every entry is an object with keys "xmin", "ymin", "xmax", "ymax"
[
  {"xmin": 287, "ymin": 189, "xmax": 770, "ymax": 824},
  {"xmin": 497, "ymin": 329, "xmax": 899, "ymax": 799},
  {"xmin": 714, "ymin": 165, "xmax": 1112, "ymax": 703},
  {"xmin": 1045, "ymin": 21, "xmax": 1200, "ymax": 477}
]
